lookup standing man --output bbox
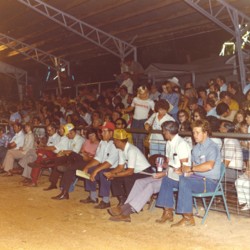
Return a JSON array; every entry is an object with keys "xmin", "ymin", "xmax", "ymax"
[
  {"xmin": 104, "ymin": 129, "xmax": 154, "ymax": 207},
  {"xmin": 158, "ymin": 120, "xmax": 221, "ymax": 227},
  {"xmin": 79, "ymin": 122, "xmax": 118, "ymax": 209},
  {"xmin": 216, "ymin": 75, "xmax": 227, "ymax": 92}
]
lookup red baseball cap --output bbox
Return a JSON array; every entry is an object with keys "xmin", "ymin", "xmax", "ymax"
[{"xmin": 99, "ymin": 121, "xmax": 115, "ymax": 131}]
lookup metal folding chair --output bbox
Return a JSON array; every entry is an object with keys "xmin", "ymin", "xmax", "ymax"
[{"xmin": 192, "ymin": 163, "xmax": 231, "ymax": 224}]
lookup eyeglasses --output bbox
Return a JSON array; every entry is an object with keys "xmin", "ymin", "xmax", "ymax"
[{"xmin": 179, "ymin": 115, "xmax": 185, "ymax": 118}]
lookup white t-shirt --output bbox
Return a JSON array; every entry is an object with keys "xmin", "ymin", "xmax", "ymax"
[
  {"xmin": 132, "ymin": 97, "xmax": 155, "ymax": 120},
  {"xmin": 121, "ymin": 78, "xmax": 134, "ymax": 95},
  {"xmin": 118, "ymin": 142, "xmax": 150, "ymax": 173}
]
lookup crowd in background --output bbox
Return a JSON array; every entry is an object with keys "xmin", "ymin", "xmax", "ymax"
[{"xmin": 0, "ymin": 64, "xmax": 250, "ymax": 215}]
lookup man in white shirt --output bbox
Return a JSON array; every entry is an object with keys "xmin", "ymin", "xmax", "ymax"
[
  {"xmin": 104, "ymin": 129, "xmax": 154, "ymax": 212},
  {"xmin": 107, "ymin": 122, "xmax": 191, "ymax": 222},
  {"xmin": 0, "ymin": 123, "xmax": 25, "ymax": 174},
  {"xmin": 80, "ymin": 122, "xmax": 119, "ymax": 209},
  {"xmin": 43, "ymin": 123, "xmax": 85, "ymax": 192},
  {"xmin": 120, "ymin": 72, "xmax": 134, "ymax": 95},
  {"xmin": 216, "ymin": 75, "xmax": 227, "ymax": 92}
]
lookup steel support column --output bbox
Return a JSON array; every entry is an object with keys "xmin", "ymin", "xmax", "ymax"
[{"xmin": 185, "ymin": 0, "xmax": 250, "ymax": 88}]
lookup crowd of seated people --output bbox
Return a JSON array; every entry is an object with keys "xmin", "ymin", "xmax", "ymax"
[{"xmin": 0, "ymin": 72, "xmax": 249, "ymax": 223}]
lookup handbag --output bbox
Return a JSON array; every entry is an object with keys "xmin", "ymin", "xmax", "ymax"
[{"xmin": 143, "ymin": 114, "xmax": 156, "ymax": 148}]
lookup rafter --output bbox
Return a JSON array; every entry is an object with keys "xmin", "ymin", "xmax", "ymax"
[
  {"xmin": 16, "ymin": 0, "xmax": 137, "ymax": 60},
  {"xmin": 0, "ymin": 33, "xmax": 70, "ymax": 72}
]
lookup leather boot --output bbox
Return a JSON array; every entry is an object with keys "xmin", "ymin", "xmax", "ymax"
[
  {"xmin": 117, "ymin": 196, "xmax": 126, "ymax": 206},
  {"xmin": 171, "ymin": 213, "xmax": 195, "ymax": 227},
  {"xmin": 51, "ymin": 191, "xmax": 69, "ymax": 200},
  {"xmin": 155, "ymin": 208, "xmax": 174, "ymax": 224}
]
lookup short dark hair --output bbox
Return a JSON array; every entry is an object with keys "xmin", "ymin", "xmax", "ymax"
[
  {"xmin": 216, "ymin": 102, "xmax": 229, "ymax": 116},
  {"xmin": 217, "ymin": 75, "xmax": 226, "ymax": 83},
  {"xmin": 86, "ymin": 128, "xmax": 98, "ymax": 138},
  {"xmin": 206, "ymin": 98, "xmax": 216, "ymax": 108},
  {"xmin": 221, "ymin": 121, "xmax": 235, "ymax": 133},
  {"xmin": 161, "ymin": 121, "xmax": 179, "ymax": 135},
  {"xmin": 228, "ymin": 81, "xmax": 239, "ymax": 92},
  {"xmin": 155, "ymin": 99, "xmax": 170, "ymax": 112},
  {"xmin": 219, "ymin": 91, "xmax": 231, "ymax": 100}
]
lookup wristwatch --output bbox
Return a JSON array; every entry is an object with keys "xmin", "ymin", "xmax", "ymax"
[{"xmin": 190, "ymin": 166, "xmax": 194, "ymax": 172}]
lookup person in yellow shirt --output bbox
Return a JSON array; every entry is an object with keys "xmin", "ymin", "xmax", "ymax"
[{"xmin": 220, "ymin": 91, "xmax": 239, "ymax": 111}]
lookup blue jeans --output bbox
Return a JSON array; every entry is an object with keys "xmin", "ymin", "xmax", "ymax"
[
  {"xmin": 85, "ymin": 167, "xmax": 111, "ymax": 197},
  {"xmin": 176, "ymin": 175, "xmax": 217, "ymax": 214},
  {"xmin": 156, "ymin": 176, "xmax": 179, "ymax": 208}
]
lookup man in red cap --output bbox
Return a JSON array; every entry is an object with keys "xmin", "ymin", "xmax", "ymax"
[{"xmin": 79, "ymin": 121, "xmax": 119, "ymax": 209}]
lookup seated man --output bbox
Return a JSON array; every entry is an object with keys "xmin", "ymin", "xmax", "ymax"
[
  {"xmin": 21, "ymin": 123, "xmax": 61, "ymax": 186},
  {"xmin": 79, "ymin": 122, "xmax": 118, "ymax": 209},
  {"xmin": 0, "ymin": 123, "xmax": 25, "ymax": 175},
  {"xmin": 104, "ymin": 129, "xmax": 154, "ymax": 208},
  {"xmin": 216, "ymin": 102, "xmax": 236, "ymax": 122},
  {"xmin": 2, "ymin": 123, "xmax": 34, "ymax": 176},
  {"xmin": 51, "ymin": 128, "xmax": 100, "ymax": 200},
  {"xmin": 155, "ymin": 119, "xmax": 221, "ymax": 227},
  {"xmin": 43, "ymin": 123, "xmax": 84, "ymax": 191},
  {"xmin": 107, "ymin": 121, "xmax": 192, "ymax": 222},
  {"xmin": 0, "ymin": 126, "xmax": 11, "ymax": 167}
]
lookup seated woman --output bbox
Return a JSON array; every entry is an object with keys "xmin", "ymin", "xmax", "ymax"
[{"xmin": 51, "ymin": 128, "xmax": 100, "ymax": 200}]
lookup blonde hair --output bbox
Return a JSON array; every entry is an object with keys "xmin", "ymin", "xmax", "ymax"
[{"xmin": 137, "ymin": 85, "xmax": 149, "ymax": 98}]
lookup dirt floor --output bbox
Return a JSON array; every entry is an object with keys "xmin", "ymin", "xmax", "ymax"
[{"xmin": 0, "ymin": 174, "xmax": 250, "ymax": 250}]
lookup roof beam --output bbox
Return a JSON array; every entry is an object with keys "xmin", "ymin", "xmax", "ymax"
[
  {"xmin": 0, "ymin": 33, "xmax": 70, "ymax": 73},
  {"xmin": 185, "ymin": 0, "xmax": 250, "ymax": 87},
  {"xmin": 16, "ymin": 0, "xmax": 137, "ymax": 60}
]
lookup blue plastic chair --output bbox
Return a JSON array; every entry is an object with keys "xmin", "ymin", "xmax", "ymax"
[{"xmin": 192, "ymin": 163, "xmax": 231, "ymax": 224}]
